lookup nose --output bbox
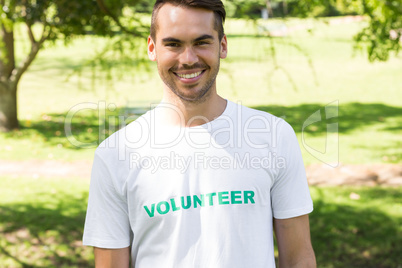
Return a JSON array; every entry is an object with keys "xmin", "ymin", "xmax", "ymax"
[{"xmin": 181, "ymin": 47, "xmax": 198, "ymax": 66}]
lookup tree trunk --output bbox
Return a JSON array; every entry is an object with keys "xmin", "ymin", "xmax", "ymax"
[
  {"xmin": 1, "ymin": 20, "xmax": 18, "ymax": 132},
  {"xmin": 0, "ymin": 24, "xmax": 16, "ymax": 77},
  {"xmin": 0, "ymin": 83, "xmax": 19, "ymax": 132},
  {"xmin": 0, "ymin": 20, "xmax": 47, "ymax": 132}
]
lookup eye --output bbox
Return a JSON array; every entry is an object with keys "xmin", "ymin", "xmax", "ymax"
[
  {"xmin": 165, "ymin": 43, "xmax": 180, "ymax": 48},
  {"xmin": 195, "ymin": 41, "xmax": 209, "ymax": 46}
]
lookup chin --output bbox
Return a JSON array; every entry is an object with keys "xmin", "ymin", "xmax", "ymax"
[{"xmin": 177, "ymin": 90, "xmax": 211, "ymax": 103}]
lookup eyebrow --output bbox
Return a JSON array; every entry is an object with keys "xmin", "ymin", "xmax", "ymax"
[
  {"xmin": 194, "ymin": 34, "xmax": 214, "ymax": 42},
  {"xmin": 162, "ymin": 34, "xmax": 215, "ymax": 44}
]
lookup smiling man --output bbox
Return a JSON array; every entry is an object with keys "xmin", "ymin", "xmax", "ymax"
[
  {"xmin": 83, "ymin": 1, "xmax": 316, "ymax": 267},
  {"xmin": 148, "ymin": 0, "xmax": 228, "ymax": 126},
  {"xmin": 149, "ymin": 7, "xmax": 224, "ymax": 104}
]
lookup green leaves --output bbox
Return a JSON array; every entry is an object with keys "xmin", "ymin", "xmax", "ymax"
[
  {"xmin": 223, "ymin": 0, "xmax": 401, "ymax": 62},
  {"xmin": 1, "ymin": 0, "xmax": 149, "ymax": 41},
  {"xmin": 355, "ymin": 0, "xmax": 401, "ymax": 61}
]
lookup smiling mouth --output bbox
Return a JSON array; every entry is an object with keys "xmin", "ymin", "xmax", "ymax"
[{"xmin": 174, "ymin": 70, "xmax": 205, "ymax": 79}]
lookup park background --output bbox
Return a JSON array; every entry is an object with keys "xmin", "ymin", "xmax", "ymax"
[{"xmin": 0, "ymin": 0, "xmax": 401, "ymax": 267}]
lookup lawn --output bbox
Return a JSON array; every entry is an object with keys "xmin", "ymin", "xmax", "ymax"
[
  {"xmin": 0, "ymin": 177, "xmax": 93, "ymax": 267},
  {"xmin": 0, "ymin": 176, "xmax": 401, "ymax": 267}
]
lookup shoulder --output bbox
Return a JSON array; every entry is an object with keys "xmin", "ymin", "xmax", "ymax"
[{"xmin": 229, "ymin": 101, "xmax": 292, "ymax": 132}]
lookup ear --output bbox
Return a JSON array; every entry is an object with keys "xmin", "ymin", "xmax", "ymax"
[
  {"xmin": 219, "ymin": 35, "xmax": 228, "ymax": 59},
  {"xmin": 148, "ymin": 36, "xmax": 157, "ymax": 61}
]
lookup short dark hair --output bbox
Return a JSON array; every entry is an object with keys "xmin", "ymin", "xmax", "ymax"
[{"xmin": 150, "ymin": 0, "xmax": 226, "ymax": 41}]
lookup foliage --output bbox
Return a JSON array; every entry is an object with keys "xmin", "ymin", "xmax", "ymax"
[
  {"xmin": 223, "ymin": 0, "xmax": 267, "ymax": 19},
  {"xmin": 286, "ymin": 0, "xmax": 360, "ymax": 17},
  {"xmin": 223, "ymin": 0, "xmax": 363, "ymax": 18},
  {"xmin": 0, "ymin": 0, "xmax": 149, "ymax": 67},
  {"xmin": 0, "ymin": 0, "xmax": 150, "ymax": 131},
  {"xmin": 286, "ymin": 0, "xmax": 402, "ymax": 61},
  {"xmin": 354, "ymin": 0, "xmax": 402, "ymax": 61},
  {"xmin": 224, "ymin": 0, "xmax": 402, "ymax": 61},
  {"xmin": 0, "ymin": 0, "xmax": 148, "ymax": 38}
]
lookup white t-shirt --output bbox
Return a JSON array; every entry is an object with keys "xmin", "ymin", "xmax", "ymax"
[{"xmin": 83, "ymin": 100, "xmax": 313, "ymax": 268}]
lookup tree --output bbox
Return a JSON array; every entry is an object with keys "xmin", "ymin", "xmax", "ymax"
[
  {"xmin": 0, "ymin": 0, "xmax": 147, "ymax": 132},
  {"xmin": 354, "ymin": 0, "xmax": 401, "ymax": 62},
  {"xmin": 224, "ymin": 0, "xmax": 401, "ymax": 61},
  {"xmin": 286, "ymin": 0, "xmax": 401, "ymax": 61},
  {"xmin": 1, "ymin": 0, "xmax": 400, "ymax": 132}
]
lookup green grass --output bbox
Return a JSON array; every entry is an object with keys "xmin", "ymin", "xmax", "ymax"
[
  {"xmin": 1, "ymin": 176, "xmax": 401, "ymax": 267},
  {"xmin": 0, "ymin": 177, "xmax": 93, "ymax": 267},
  {"xmin": 309, "ymin": 187, "xmax": 402, "ymax": 267}
]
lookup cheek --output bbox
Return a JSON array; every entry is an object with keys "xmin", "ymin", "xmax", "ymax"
[
  {"xmin": 157, "ymin": 51, "xmax": 179, "ymax": 69},
  {"xmin": 190, "ymin": 50, "xmax": 213, "ymax": 65}
]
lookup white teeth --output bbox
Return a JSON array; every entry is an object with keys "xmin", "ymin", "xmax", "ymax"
[{"xmin": 177, "ymin": 71, "xmax": 202, "ymax": 79}]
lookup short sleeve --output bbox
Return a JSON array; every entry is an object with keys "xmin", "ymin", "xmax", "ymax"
[
  {"xmin": 83, "ymin": 149, "xmax": 131, "ymax": 248},
  {"xmin": 271, "ymin": 120, "xmax": 313, "ymax": 219}
]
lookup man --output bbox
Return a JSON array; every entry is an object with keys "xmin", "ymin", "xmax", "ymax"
[{"xmin": 83, "ymin": 0, "xmax": 316, "ymax": 267}]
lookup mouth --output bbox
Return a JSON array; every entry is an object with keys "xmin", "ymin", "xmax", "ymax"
[{"xmin": 173, "ymin": 70, "xmax": 205, "ymax": 83}]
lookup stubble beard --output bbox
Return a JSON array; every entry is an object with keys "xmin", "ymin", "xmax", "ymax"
[{"xmin": 158, "ymin": 60, "xmax": 221, "ymax": 105}]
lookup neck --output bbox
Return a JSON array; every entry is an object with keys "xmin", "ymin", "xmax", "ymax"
[{"xmin": 159, "ymin": 85, "xmax": 227, "ymax": 127}]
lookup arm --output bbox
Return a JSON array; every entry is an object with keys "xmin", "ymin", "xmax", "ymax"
[
  {"xmin": 273, "ymin": 215, "xmax": 316, "ymax": 268},
  {"xmin": 94, "ymin": 247, "xmax": 130, "ymax": 268}
]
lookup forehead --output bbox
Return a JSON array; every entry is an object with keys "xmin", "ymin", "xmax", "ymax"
[{"xmin": 155, "ymin": 4, "xmax": 217, "ymax": 40}]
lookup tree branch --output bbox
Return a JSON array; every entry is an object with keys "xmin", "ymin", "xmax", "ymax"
[
  {"xmin": 26, "ymin": 22, "xmax": 37, "ymax": 44},
  {"xmin": 39, "ymin": 23, "xmax": 49, "ymax": 43},
  {"xmin": 9, "ymin": 22, "xmax": 50, "ymax": 88}
]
